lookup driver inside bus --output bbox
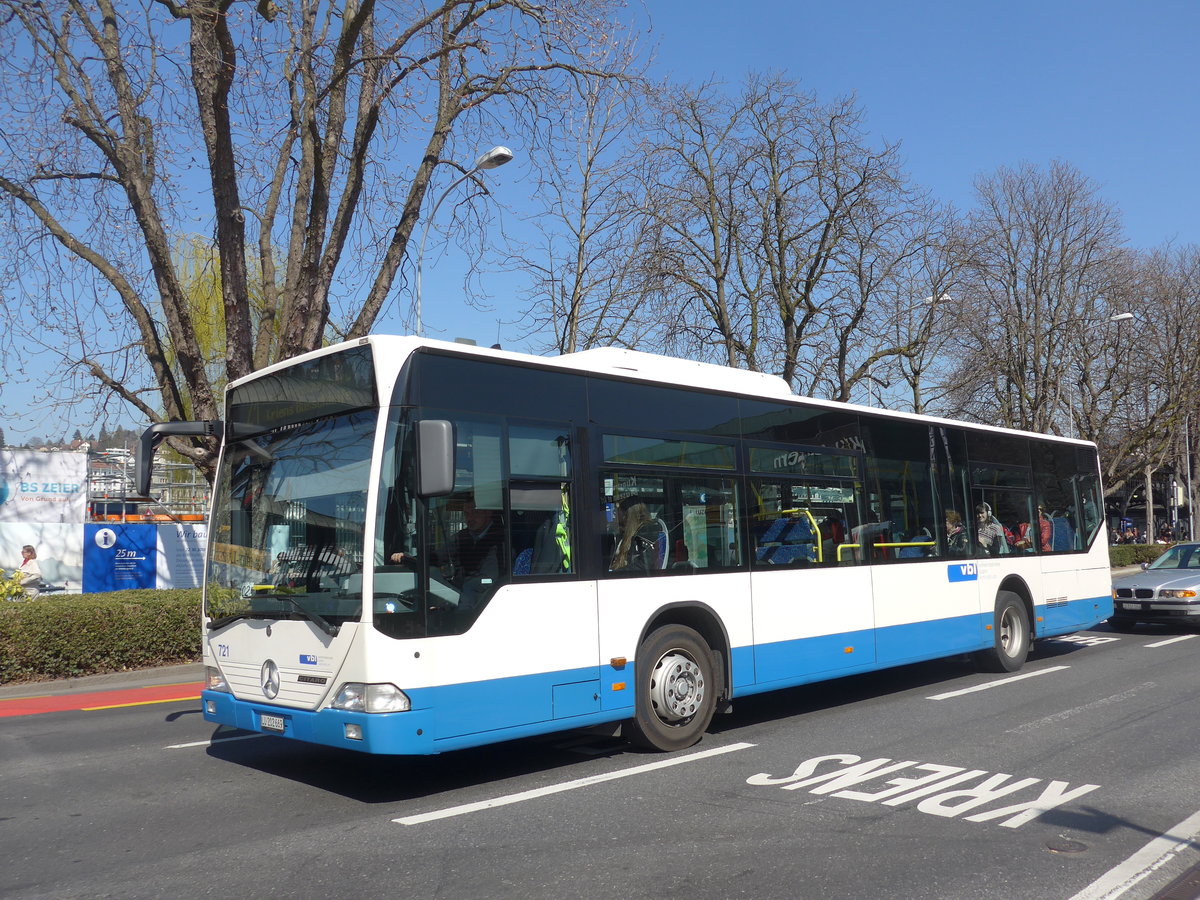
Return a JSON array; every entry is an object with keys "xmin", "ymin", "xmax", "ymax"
[
  {"xmin": 387, "ymin": 498, "xmax": 504, "ymax": 582},
  {"xmin": 448, "ymin": 498, "xmax": 504, "ymax": 586}
]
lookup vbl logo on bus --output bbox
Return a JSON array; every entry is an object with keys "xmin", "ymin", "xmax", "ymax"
[{"xmin": 947, "ymin": 562, "xmax": 978, "ymax": 582}]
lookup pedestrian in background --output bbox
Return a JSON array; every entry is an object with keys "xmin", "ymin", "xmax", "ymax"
[{"xmin": 17, "ymin": 545, "xmax": 41, "ymax": 599}]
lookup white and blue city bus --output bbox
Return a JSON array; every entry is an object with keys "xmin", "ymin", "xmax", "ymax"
[{"xmin": 137, "ymin": 336, "xmax": 1113, "ymax": 755}]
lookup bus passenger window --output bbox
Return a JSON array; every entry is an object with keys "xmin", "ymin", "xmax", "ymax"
[
  {"xmin": 511, "ymin": 482, "xmax": 572, "ymax": 576},
  {"xmin": 510, "ymin": 425, "xmax": 573, "ymax": 577},
  {"xmin": 750, "ymin": 478, "xmax": 858, "ymax": 567},
  {"xmin": 673, "ymin": 477, "xmax": 740, "ymax": 570},
  {"xmin": 600, "ymin": 473, "xmax": 739, "ymax": 576}
]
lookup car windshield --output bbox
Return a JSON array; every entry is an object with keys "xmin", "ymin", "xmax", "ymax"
[
  {"xmin": 1147, "ymin": 544, "xmax": 1200, "ymax": 570},
  {"xmin": 205, "ymin": 409, "xmax": 375, "ymax": 627}
]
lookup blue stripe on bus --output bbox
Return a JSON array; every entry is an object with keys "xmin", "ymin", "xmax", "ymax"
[
  {"xmin": 752, "ymin": 627, "xmax": 881, "ymax": 684},
  {"xmin": 202, "ymin": 593, "xmax": 1114, "ymax": 754},
  {"xmin": 1035, "ymin": 594, "xmax": 1114, "ymax": 635}
]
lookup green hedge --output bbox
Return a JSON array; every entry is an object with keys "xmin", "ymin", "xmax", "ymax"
[
  {"xmin": 1109, "ymin": 544, "xmax": 1169, "ymax": 568},
  {"xmin": 0, "ymin": 589, "xmax": 202, "ymax": 684}
]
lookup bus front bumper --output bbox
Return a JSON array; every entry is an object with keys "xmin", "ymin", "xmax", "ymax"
[{"xmin": 201, "ymin": 689, "xmax": 436, "ymax": 754}]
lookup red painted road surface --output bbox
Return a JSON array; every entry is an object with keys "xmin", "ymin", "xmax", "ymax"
[{"xmin": 0, "ymin": 682, "xmax": 204, "ymax": 718}]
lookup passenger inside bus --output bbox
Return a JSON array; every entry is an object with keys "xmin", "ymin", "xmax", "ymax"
[
  {"xmin": 975, "ymin": 502, "xmax": 1009, "ymax": 555},
  {"xmin": 609, "ymin": 495, "xmax": 666, "ymax": 572},
  {"xmin": 945, "ymin": 509, "xmax": 969, "ymax": 556},
  {"xmin": 851, "ymin": 512, "xmax": 892, "ymax": 562}
]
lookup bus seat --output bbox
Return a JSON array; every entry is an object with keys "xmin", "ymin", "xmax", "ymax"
[
  {"xmin": 513, "ymin": 547, "xmax": 533, "ymax": 576},
  {"xmin": 758, "ymin": 518, "xmax": 788, "ymax": 543},
  {"xmin": 770, "ymin": 545, "xmax": 815, "ymax": 565},
  {"xmin": 755, "ymin": 517, "xmax": 791, "ymax": 562},
  {"xmin": 1050, "ymin": 516, "xmax": 1075, "ymax": 551}
]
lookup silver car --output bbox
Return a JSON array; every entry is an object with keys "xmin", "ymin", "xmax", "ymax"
[{"xmin": 1110, "ymin": 542, "xmax": 1200, "ymax": 630}]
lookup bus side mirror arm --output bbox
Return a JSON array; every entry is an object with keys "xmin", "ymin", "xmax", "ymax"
[
  {"xmin": 136, "ymin": 420, "xmax": 224, "ymax": 498},
  {"xmin": 417, "ymin": 419, "xmax": 455, "ymax": 497}
]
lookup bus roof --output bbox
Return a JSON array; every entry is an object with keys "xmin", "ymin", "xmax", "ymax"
[{"xmin": 230, "ymin": 335, "xmax": 1096, "ymax": 449}]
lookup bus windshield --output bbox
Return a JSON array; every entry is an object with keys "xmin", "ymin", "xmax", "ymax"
[{"xmin": 205, "ymin": 409, "xmax": 375, "ymax": 629}]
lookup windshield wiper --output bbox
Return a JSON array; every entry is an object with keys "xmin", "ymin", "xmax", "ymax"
[
  {"xmin": 265, "ymin": 593, "xmax": 341, "ymax": 637},
  {"xmin": 208, "ymin": 611, "xmax": 275, "ymax": 631}
]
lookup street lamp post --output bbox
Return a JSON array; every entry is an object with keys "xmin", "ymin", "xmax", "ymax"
[
  {"xmin": 415, "ymin": 145, "xmax": 513, "ymax": 337},
  {"xmin": 1072, "ymin": 310, "xmax": 1133, "ymax": 438},
  {"xmin": 1187, "ymin": 414, "xmax": 1195, "ymax": 541}
]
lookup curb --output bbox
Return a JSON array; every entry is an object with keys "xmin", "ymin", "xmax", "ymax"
[{"xmin": 0, "ymin": 661, "xmax": 205, "ymax": 700}]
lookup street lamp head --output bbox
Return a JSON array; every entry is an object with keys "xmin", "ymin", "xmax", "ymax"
[
  {"xmin": 474, "ymin": 145, "xmax": 514, "ymax": 171},
  {"xmin": 415, "ymin": 145, "xmax": 515, "ymax": 338}
]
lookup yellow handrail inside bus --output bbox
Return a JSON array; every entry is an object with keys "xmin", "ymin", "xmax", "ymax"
[
  {"xmin": 757, "ymin": 508, "xmax": 824, "ymax": 563},
  {"xmin": 837, "ymin": 540, "xmax": 936, "ymax": 562}
]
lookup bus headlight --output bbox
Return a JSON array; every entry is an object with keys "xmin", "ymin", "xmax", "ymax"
[
  {"xmin": 205, "ymin": 666, "xmax": 231, "ymax": 693},
  {"xmin": 332, "ymin": 682, "xmax": 411, "ymax": 713}
]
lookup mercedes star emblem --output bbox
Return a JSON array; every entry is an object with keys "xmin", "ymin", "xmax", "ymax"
[{"xmin": 260, "ymin": 659, "xmax": 280, "ymax": 699}]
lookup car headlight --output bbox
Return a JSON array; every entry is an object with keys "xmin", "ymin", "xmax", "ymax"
[
  {"xmin": 332, "ymin": 682, "xmax": 411, "ymax": 713},
  {"xmin": 205, "ymin": 666, "xmax": 231, "ymax": 693},
  {"xmin": 1158, "ymin": 589, "xmax": 1198, "ymax": 599}
]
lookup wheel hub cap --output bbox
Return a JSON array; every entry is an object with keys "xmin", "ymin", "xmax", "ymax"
[{"xmin": 650, "ymin": 651, "xmax": 705, "ymax": 723}]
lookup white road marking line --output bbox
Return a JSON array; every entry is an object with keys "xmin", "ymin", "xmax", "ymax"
[
  {"xmin": 927, "ymin": 665, "xmax": 1070, "ymax": 700},
  {"xmin": 165, "ymin": 733, "xmax": 267, "ymax": 750},
  {"xmin": 393, "ymin": 741, "xmax": 757, "ymax": 826},
  {"xmin": 1052, "ymin": 635, "xmax": 1121, "ymax": 646},
  {"xmin": 1006, "ymin": 683, "xmax": 1156, "ymax": 735},
  {"xmin": 1145, "ymin": 634, "xmax": 1198, "ymax": 648},
  {"xmin": 1068, "ymin": 807, "xmax": 1200, "ymax": 900}
]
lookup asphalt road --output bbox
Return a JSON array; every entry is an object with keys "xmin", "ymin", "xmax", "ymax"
[{"xmin": 3, "ymin": 624, "xmax": 1200, "ymax": 900}]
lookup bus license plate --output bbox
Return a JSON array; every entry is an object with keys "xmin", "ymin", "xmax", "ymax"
[{"xmin": 260, "ymin": 713, "xmax": 286, "ymax": 733}]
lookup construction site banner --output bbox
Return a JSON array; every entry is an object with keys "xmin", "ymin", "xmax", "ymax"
[
  {"xmin": 0, "ymin": 522, "xmax": 84, "ymax": 589},
  {"xmin": 0, "ymin": 450, "xmax": 88, "ymax": 524},
  {"xmin": 156, "ymin": 522, "xmax": 208, "ymax": 589},
  {"xmin": 83, "ymin": 524, "xmax": 157, "ymax": 592}
]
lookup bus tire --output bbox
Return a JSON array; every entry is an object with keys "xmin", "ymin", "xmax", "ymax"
[
  {"xmin": 622, "ymin": 624, "xmax": 718, "ymax": 752},
  {"xmin": 973, "ymin": 591, "xmax": 1030, "ymax": 673}
]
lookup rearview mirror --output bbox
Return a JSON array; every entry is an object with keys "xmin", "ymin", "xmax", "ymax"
[
  {"xmin": 417, "ymin": 420, "xmax": 455, "ymax": 497},
  {"xmin": 136, "ymin": 420, "xmax": 223, "ymax": 498}
]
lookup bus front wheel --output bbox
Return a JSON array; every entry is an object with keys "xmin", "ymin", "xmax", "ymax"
[
  {"xmin": 623, "ymin": 624, "xmax": 718, "ymax": 752},
  {"xmin": 973, "ymin": 591, "xmax": 1030, "ymax": 673}
]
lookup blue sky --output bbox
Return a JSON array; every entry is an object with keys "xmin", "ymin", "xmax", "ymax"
[
  {"xmin": 6, "ymin": 0, "xmax": 1198, "ymax": 441},
  {"xmin": 647, "ymin": 0, "xmax": 1198, "ymax": 250},
  {"xmin": 403, "ymin": 0, "xmax": 1199, "ymax": 347}
]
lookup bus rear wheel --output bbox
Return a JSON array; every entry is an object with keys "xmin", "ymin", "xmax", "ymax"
[
  {"xmin": 973, "ymin": 591, "xmax": 1030, "ymax": 673},
  {"xmin": 623, "ymin": 624, "xmax": 718, "ymax": 752}
]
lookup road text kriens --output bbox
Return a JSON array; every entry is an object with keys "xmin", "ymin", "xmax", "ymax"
[{"xmin": 747, "ymin": 753, "xmax": 1098, "ymax": 829}]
